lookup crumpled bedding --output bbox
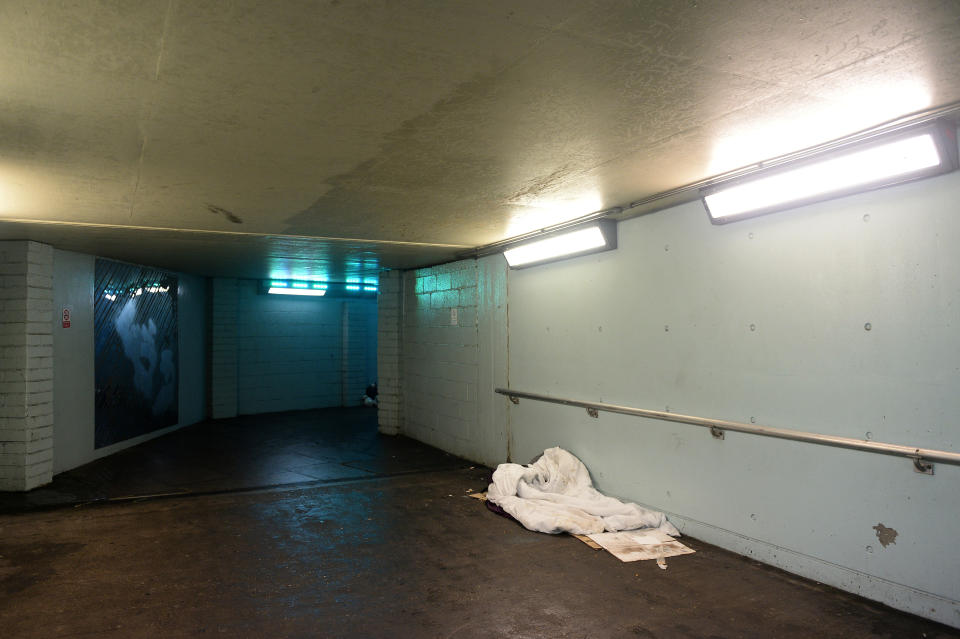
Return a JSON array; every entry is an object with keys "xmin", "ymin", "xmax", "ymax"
[{"xmin": 486, "ymin": 447, "xmax": 679, "ymax": 537}]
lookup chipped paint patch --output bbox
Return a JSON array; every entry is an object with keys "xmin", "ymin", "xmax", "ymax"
[{"xmin": 872, "ymin": 523, "xmax": 898, "ymax": 548}]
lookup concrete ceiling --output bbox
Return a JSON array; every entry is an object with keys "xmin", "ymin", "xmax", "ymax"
[{"xmin": 1, "ymin": 0, "xmax": 959, "ymax": 281}]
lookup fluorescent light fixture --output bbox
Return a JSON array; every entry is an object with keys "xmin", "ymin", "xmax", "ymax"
[
  {"xmin": 503, "ymin": 219, "xmax": 617, "ymax": 268},
  {"xmin": 267, "ymin": 279, "xmax": 328, "ymax": 296},
  {"xmin": 262, "ymin": 279, "xmax": 376, "ymax": 297},
  {"xmin": 702, "ymin": 120, "xmax": 959, "ymax": 224},
  {"xmin": 267, "ymin": 287, "xmax": 326, "ymax": 296}
]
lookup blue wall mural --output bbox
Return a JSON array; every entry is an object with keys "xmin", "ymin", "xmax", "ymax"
[{"xmin": 94, "ymin": 259, "xmax": 179, "ymax": 448}]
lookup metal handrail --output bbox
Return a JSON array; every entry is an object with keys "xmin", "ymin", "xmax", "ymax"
[{"xmin": 495, "ymin": 388, "xmax": 960, "ymax": 474}]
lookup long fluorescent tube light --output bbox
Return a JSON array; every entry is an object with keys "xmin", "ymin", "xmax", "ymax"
[
  {"xmin": 267, "ymin": 280, "xmax": 328, "ymax": 296},
  {"xmin": 267, "ymin": 287, "xmax": 326, "ymax": 296},
  {"xmin": 702, "ymin": 120, "xmax": 959, "ymax": 224},
  {"xmin": 503, "ymin": 219, "xmax": 617, "ymax": 268},
  {"xmin": 262, "ymin": 279, "xmax": 378, "ymax": 297}
]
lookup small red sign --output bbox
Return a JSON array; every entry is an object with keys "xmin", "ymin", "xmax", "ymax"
[{"xmin": 62, "ymin": 308, "xmax": 71, "ymax": 329}]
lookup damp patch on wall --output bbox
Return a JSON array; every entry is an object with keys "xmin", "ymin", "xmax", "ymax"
[{"xmin": 94, "ymin": 259, "xmax": 179, "ymax": 448}]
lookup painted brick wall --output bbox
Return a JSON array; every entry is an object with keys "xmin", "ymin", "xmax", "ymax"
[
  {"xmin": 401, "ymin": 259, "xmax": 481, "ymax": 457},
  {"xmin": 377, "ymin": 271, "xmax": 403, "ymax": 434},
  {"xmin": 341, "ymin": 299, "xmax": 377, "ymax": 406},
  {"xmin": 210, "ymin": 279, "xmax": 378, "ymax": 417},
  {"xmin": 236, "ymin": 280, "xmax": 341, "ymax": 414},
  {"xmin": 0, "ymin": 241, "xmax": 54, "ymax": 491},
  {"xmin": 208, "ymin": 277, "xmax": 239, "ymax": 419}
]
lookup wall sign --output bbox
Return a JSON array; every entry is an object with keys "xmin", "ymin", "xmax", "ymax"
[{"xmin": 61, "ymin": 307, "xmax": 71, "ymax": 328}]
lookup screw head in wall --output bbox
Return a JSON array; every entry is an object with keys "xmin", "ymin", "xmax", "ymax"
[{"xmin": 864, "ymin": 322, "xmax": 872, "ymax": 331}]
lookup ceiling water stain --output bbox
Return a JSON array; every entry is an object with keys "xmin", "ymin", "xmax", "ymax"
[
  {"xmin": 207, "ymin": 204, "xmax": 243, "ymax": 224},
  {"xmin": 280, "ymin": 71, "xmax": 510, "ymax": 243},
  {"xmin": 279, "ymin": 64, "xmax": 616, "ymax": 245}
]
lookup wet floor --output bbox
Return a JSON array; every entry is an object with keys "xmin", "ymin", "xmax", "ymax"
[
  {"xmin": 0, "ymin": 407, "xmax": 467, "ymax": 513},
  {"xmin": 0, "ymin": 409, "xmax": 957, "ymax": 638}
]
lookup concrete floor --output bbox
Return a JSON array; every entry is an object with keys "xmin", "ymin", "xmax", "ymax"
[
  {"xmin": 1, "ymin": 409, "xmax": 957, "ymax": 638},
  {"xmin": 0, "ymin": 407, "xmax": 466, "ymax": 514}
]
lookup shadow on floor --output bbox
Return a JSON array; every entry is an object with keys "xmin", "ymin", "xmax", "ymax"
[{"xmin": 0, "ymin": 407, "xmax": 471, "ymax": 513}]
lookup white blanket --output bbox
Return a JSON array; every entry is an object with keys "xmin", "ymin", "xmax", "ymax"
[{"xmin": 486, "ymin": 447, "xmax": 679, "ymax": 536}]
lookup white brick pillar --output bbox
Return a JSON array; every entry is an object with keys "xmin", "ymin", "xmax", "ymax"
[
  {"xmin": 208, "ymin": 277, "xmax": 238, "ymax": 419},
  {"xmin": 0, "ymin": 241, "xmax": 54, "ymax": 491},
  {"xmin": 376, "ymin": 270, "xmax": 403, "ymax": 435}
]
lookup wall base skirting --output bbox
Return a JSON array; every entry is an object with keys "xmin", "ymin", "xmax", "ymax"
[{"xmin": 655, "ymin": 506, "xmax": 960, "ymax": 629}]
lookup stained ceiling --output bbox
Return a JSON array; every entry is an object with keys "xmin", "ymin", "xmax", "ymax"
[{"xmin": 1, "ymin": 0, "xmax": 959, "ymax": 281}]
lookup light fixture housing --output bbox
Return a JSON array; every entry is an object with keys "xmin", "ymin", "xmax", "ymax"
[
  {"xmin": 503, "ymin": 219, "xmax": 618, "ymax": 269},
  {"xmin": 261, "ymin": 279, "xmax": 377, "ymax": 298},
  {"xmin": 702, "ymin": 119, "xmax": 959, "ymax": 224}
]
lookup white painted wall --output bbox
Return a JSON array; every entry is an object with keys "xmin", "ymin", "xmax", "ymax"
[
  {"xmin": 377, "ymin": 271, "xmax": 403, "ymax": 434},
  {"xmin": 234, "ymin": 280, "xmax": 377, "ymax": 415},
  {"xmin": 400, "ymin": 256, "xmax": 507, "ymax": 467},
  {"xmin": 506, "ymin": 170, "xmax": 960, "ymax": 627},
  {"xmin": 51, "ymin": 250, "xmax": 208, "ymax": 473},
  {"xmin": 364, "ymin": 299, "xmax": 378, "ymax": 390},
  {"xmin": 209, "ymin": 278, "xmax": 239, "ymax": 419},
  {"xmin": 341, "ymin": 299, "xmax": 377, "ymax": 405}
]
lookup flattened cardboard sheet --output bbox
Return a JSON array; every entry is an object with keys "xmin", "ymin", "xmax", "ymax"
[{"xmin": 587, "ymin": 529, "xmax": 695, "ymax": 563}]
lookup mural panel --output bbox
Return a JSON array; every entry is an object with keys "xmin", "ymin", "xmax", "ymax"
[{"xmin": 94, "ymin": 259, "xmax": 179, "ymax": 448}]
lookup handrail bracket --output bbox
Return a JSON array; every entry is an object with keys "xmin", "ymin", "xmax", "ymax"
[
  {"xmin": 710, "ymin": 426, "xmax": 725, "ymax": 440},
  {"xmin": 910, "ymin": 453, "xmax": 934, "ymax": 475}
]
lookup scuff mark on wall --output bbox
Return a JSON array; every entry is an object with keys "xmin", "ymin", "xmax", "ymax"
[{"xmin": 872, "ymin": 523, "xmax": 898, "ymax": 548}]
